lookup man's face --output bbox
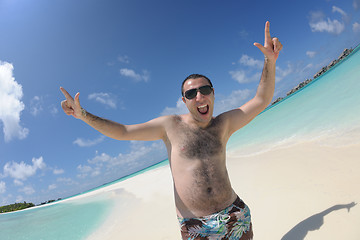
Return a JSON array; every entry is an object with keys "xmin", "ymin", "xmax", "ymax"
[{"xmin": 182, "ymin": 77, "xmax": 215, "ymax": 125}]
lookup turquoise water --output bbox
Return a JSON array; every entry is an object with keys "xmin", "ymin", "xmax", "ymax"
[
  {"xmin": 0, "ymin": 160, "xmax": 168, "ymax": 240},
  {"xmin": 228, "ymin": 45, "xmax": 360, "ymax": 155},
  {"xmin": 1, "ymin": 46, "xmax": 359, "ymax": 240},
  {"xmin": 0, "ymin": 196, "xmax": 113, "ymax": 240}
]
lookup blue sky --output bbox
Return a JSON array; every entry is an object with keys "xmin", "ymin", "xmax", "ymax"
[{"xmin": 1, "ymin": 0, "xmax": 359, "ymax": 205}]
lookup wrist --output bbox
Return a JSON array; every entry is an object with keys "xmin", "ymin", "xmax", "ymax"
[
  {"xmin": 80, "ymin": 108, "xmax": 87, "ymax": 120},
  {"xmin": 264, "ymin": 57, "xmax": 276, "ymax": 66}
]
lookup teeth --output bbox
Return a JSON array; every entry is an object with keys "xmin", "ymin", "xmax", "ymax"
[{"xmin": 197, "ymin": 104, "xmax": 208, "ymax": 114}]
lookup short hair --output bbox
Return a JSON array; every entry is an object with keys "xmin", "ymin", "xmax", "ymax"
[{"xmin": 181, "ymin": 74, "xmax": 213, "ymax": 96}]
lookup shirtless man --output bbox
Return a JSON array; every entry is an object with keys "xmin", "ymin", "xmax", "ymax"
[{"xmin": 60, "ymin": 21, "xmax": 282, "ymax": 239}]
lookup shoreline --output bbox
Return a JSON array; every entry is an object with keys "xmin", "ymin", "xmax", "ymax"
[
  {"xmin": 83, "ymin": 139, "xmax": 360, "ymax": 239},
  {"xmin": 270, "ymin": 45, "xmax": 358, "ymax": 107}
]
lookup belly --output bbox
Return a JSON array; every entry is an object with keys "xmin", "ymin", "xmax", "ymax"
[{"xmin": 172, "ymin": 159, "xmax": 235, "ymax": 218}]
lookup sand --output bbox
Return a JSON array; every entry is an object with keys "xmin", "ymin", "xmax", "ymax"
[{"xmin": 80, "ymin": 140, "xmax": 360, "ymax": 239}]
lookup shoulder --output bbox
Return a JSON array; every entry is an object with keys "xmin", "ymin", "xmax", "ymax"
[
  {"xmin": 147, "ymin": 114, "xmax": 185, "ymax": 130},
  {"xmin": 213, "ymin": 109, "xmax": 245, "ymax": 138},
  {"xmin": 154, "ymin": 114, "xmax": 181, "ymax": 123}
]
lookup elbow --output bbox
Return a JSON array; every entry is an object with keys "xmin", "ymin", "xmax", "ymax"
[{"xmin": 254, "ymin": 96, "xmax": 272, "ymax": 110}]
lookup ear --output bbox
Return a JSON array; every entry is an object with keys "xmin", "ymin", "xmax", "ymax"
[{"xmin": 182, "ymin": 97, "xmax": 186, "ymax": 103}]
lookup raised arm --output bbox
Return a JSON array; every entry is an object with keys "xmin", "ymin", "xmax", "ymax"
[
  {"xmin": 225, "ymin": 21, "xmax": 283, "ymax": 136},
  {"xmin": 60, "ymin": 87, "xmax": 166, "ymax": 141}
]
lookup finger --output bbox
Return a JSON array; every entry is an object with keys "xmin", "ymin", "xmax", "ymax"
[
  {"xmin": 264, "ymin": 21, "xmax": 271, "ymax": 44},
  {"xmin": 74, "ymin": 92, "xmax": 81, "ymax": 108},
  {"xmin": 273, "ymin": 38, "xmax": 283, "ymax": 53},
  {"xmin": 61, "ymin": 100, "xmax": 74, "ymax": 115},
  {"xmin": 253, "ymin": 42, "xmax": 267, "ymax": 54},
  {"xmin": 272, "ymin": 37, "xmax": 279, "ymax": 52},
  {"xmin": 60, "ymin": 87, "xmax": 74, "ymax": 101}
]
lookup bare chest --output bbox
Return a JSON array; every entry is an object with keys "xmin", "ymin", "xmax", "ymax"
[{"xmin": 178, "ymin": 127, "xmax": 223, "ymax": 160}]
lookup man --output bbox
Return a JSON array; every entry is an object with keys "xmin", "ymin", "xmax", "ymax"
[{"xmin": 60, "ymin": 21, "xmax": 282, "ymax": 239}]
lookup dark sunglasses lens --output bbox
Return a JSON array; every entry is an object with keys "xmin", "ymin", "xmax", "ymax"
[
  {"xmin": 185, "ymin": 89, "xmax": 197, "ymax": 99},
  {"xmin": 199, "ymin": 86, "xmax": 212, "ymax": 95}
]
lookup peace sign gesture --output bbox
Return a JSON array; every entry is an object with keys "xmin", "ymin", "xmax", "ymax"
[
  {"xmin": 60, "ymin": 87, "xmax": 84, "ymax": 119},
  {"xmin": 254, "ymin": 21, "xmax": 283, "ymax": 62}
]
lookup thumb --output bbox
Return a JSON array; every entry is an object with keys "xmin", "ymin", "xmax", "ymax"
[
  {"xmin": 253, "ymin": 42, "xmax": 266, "ymax": 55},
  {"xmin": 74, "ymin": 92, "xmax": 81, "ymax": 109}
]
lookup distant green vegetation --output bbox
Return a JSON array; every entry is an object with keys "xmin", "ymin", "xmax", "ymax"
[
  {"xmin": 0, "ymin": 199, "xmax": 63, "ymax": 213},
  {"xmin": 0, "ymin": 202, "xmax": 35, "ymax": 213}
]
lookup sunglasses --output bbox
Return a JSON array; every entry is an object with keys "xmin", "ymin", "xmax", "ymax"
[{"xmin": 184, "ymin": 85, "xmax": 213, "ymax": 100}]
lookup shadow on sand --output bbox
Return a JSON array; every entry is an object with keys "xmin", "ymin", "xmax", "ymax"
[{"xmin": 281, "ymin": 202, "xmax": 357, "ymax": 240}]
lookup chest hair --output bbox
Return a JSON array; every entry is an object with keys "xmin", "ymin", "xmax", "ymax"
[{"xmin": 176, "ymin": 117, "xmax": 224, "ymax": 160}]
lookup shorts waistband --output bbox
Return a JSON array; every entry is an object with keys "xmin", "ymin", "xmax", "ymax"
[{"xmin": 178, "ymin": 195, "xmax": 246, "ymax": 221}]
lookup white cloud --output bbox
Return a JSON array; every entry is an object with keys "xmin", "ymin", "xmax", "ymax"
[
  {"xmin": 79, "ymin": 140, "xmax": 166, "ymax": 179},
  {"xmin": 50, "ymin": 105, "xmax": 59, "ymax": 115},
  {"xmin": 50, "ymin": 105, "xmax": 59, "ymax": 116},
  {"xmin": 214, "ymin": 89, "xmax": 252, "ymax": 115},
  {"xmin": 160, "ymin": 98, "xmax": 188, "ymax": 116},
  {"xmin": 332, "ymin": 6, "xmax": 347, "ymax": 17},
  {"xmin": 304, "ymin": 63, "xmax": 314, "ymax": 70},
  {"xmin": 30, "ymin": 97, "xmax": 59, "ymax": 117},
  {"xmin": 0, "ymin": 61, "xmax": 29, "ymax": 142},
  {"xmin": 120, "ymin": 68, "xmax": 150, "ymax": 82},
  {"xmin": 276, "ymin": 64, "xmax": 293, "ymax": 82},
  {"xmin": 229, "ymin": 70, "xmax": 261, "ymax": 84},
  {"xmin": 87, "ymin": 152, "xmax": 113, "ymax": 165},
  {"xmin": 309, "ymin": 11, "xmax": 345, "ymax": 35},
  {"xmin": 19, "ymin": 186, "xmax": 35, "ymax": 195},
  {"xmin": 53, "ymin": 168, "xmax": 64, "ymax": 175},
  {"xmin": 77, "ymin": 164, "xmax": 94, "ymax": 178},
  {"xmin": 88, "ymin": 92, "xmax": 117, "ymax": 109},
  {"xmin": 239, "ymin": 54, "xmax": 263, "ymax": 69},
  {"xmin": 30, "ymin": 96, "xmax": 43, "ymax": 116},
  {"xmin": 77, "ymin": 164, "xmax": 101, "ymax": 178},
  {"xmin": 3, "ymin": 157, "xmax": 46, "ymax": 181},
  {"xmin": 73, "ymin": 135, "xmax": 105, "ymax": 147},
  {"xmin": 0, "ymin": 181, "xmax": 6, "ymax": 193},
  {"xmin": 310, "ymin": 18, "xmax": 345, "ymax": 34},
  {"xmin": 353, "ymin": 22, "xmax": 360, "ymax": 33},
  {"xmin": 48, "ymin": 184, "xmax": 57, "ymax": 190},
  {"xmin": 77, "ymin": 165, "xmax": 92, "ymax": 172},
  {"xmin": 229, "ymin": 54, "xmax": 263, "ymax": 84},
  {"xmin": 14, "ymin": 179, "xmax": 24, "ymax": 186},
  {"xmin": 57, "ymin": 177, "xmax": 77, "ymax": 185},
  {"xmin": 306, "ymin": 51, "xmax": 316, "ymax": 58},
  {"xmin": 229, "ymin": 70, "xmax": 247, "ymax": 83},
  {"xmin": 118, "ymin": 55, "xmax": 130, "ymax": 64}
]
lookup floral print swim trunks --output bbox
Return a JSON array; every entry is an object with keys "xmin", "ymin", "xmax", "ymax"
[{"xmin": 177, "ymin": 197, "xmax": 253, "ymax": 240}]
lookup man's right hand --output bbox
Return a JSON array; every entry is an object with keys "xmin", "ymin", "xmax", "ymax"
[{"xmin": 60, "ymin": 87, "xmax": 84, "ymax": 119}]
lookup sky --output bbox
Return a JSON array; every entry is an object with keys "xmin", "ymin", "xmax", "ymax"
[{"xmin": 0, "ymin": 0, "xmax": 359, "ymax": 205}]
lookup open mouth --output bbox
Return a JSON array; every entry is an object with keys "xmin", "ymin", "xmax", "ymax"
[{"xmin": 197, "ymin": 104, "xmax": 209, "ymax": 115}]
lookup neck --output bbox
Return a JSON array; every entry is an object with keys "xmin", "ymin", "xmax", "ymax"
[{"xmin": 186, "ymin": 114, "xmax": 213, "ymax": 129}]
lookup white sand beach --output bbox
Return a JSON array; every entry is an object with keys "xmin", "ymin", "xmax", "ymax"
[{"xmin": 79, "ymin": 138, "xmax": 360, "ymax": 240}]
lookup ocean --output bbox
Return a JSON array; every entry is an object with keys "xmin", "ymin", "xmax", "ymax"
[
  {"xmin": 227, "ymin": 45, "xmax": 360, "ymax": 155},
  {"xmin": 0, "ymin": 195, "xmax": 113, "ymax": 240},
  {"xmin": 1, "ymin": 45, "xmax": 359, "ymax": 240}
]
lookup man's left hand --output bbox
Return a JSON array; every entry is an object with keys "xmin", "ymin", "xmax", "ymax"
[{"xmin": 254, "ymin": 21, "xmax": 283, "ymax": 62}]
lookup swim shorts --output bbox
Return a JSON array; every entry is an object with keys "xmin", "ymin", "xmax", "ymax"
[{"xmin": 178, "ymin": 196, "xmax": 253, "ymax": 240}]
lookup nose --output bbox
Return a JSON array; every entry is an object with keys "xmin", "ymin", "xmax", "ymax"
[{"xmin": 195, "ymin": 90, "xmax": 204, "ymax": 101}]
